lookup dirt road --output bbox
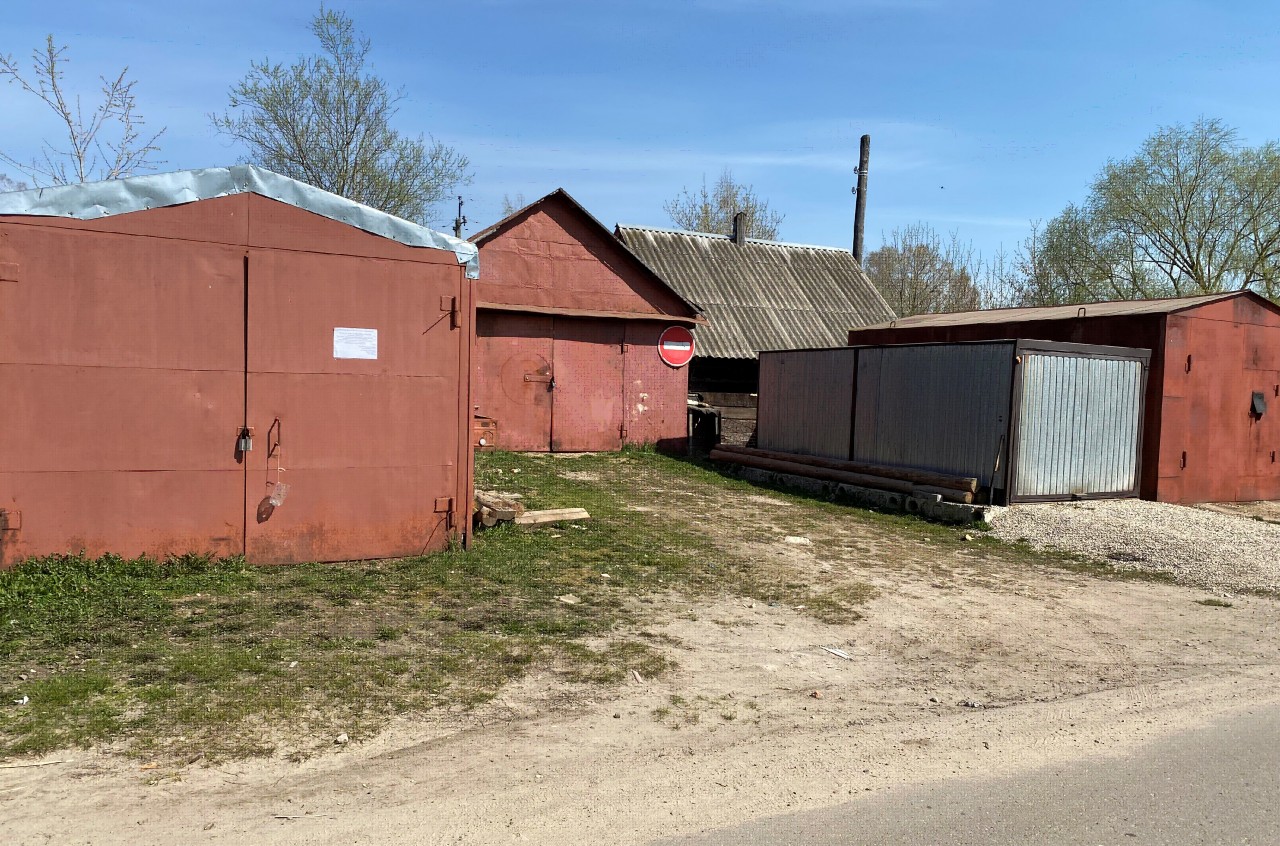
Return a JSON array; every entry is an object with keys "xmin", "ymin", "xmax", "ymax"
[
  {"xmin": 7, "ymin": 458, "xmax": 1280, "ymax": 843},
  {"xmin": 659, "ymin": 704, "xmax": 1280, "ymax": 845},
  {"xmin": 6, "ymin": 566, "xmax": 1279, "ymax": 845}
]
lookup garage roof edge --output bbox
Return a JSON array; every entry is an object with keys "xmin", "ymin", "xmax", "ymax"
[
  {"xmin": 469, "ymin": 188, "xmax": 704, "ymax": 321},
  {"xmin": 0, "ymin": 165, "xmax": 480, "ymax": 278}
]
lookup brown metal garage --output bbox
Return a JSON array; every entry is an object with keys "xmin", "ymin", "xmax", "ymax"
[
  {"xmin": 469, "ymin": 190, "xmax": 703, "ymax": 452},
  {"xmin": 0, "ymin": 166, "xmax": 478, "ymax": 566},
  {"xmin": 846, "ymin": 292, "xmax": 1280, "ymax": 503}
]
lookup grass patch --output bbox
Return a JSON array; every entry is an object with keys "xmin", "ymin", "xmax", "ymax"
[
  {"xmin": 0, "ymin": 450, "xmax": 774, "ymax": 761},
  {"xmin": 2, "ymin": 448, "xmax": 1161, "ymax": 762},
  {"xmin": 1197, "ymin": 597, "xmax": 1234, "ymax": 608}
]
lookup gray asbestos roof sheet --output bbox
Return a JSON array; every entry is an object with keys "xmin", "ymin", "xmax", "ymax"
[
  {"xmin": 0, "ymin": 165, "xmax": 479, "ymax": 278},
  {"xmin": 616, "ymin": 225, "xmax": 895, "ymax": 359}
]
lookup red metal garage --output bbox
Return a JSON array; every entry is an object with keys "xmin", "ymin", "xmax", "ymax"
[
  {"xmin": 846, "ymin": 292, "xmax": 1280, "ymax": 503},
  {"xmin": 0, "ymin": 166, "xmax": 477, "ymax": 567},
  {"xmin": 469, "ymin": 190, "xmax": 703, "ymax": 452}
]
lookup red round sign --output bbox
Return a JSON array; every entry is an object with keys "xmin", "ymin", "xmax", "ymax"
[{"xmin": 658, "ymin": 326, "xmax": 695, "ymax": 367}]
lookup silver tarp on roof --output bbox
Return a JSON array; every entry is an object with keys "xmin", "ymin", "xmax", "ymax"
[{"xmin": 0, "ymin": 165, "xmax": 480, "ymax": 278}]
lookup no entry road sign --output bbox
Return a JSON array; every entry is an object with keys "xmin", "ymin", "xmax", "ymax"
[{"xmin": 658, "ymin": 326, "xmax": 695, "ymax": 367}]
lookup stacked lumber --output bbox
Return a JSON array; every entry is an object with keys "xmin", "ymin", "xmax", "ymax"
[
  {"xmin": 474, "ymin": 491, "xmax": 590, "ymax": 530},
  {"xmin": 709, "ymin": 444, "xmax": 979, "ymax": 504},
  {"xmin": 474, "ymin": 490, "xmax": 524, "ymax": 528}
]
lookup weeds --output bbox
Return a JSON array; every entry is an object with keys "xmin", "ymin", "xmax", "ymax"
[{"xmin": 2, "ymin": 448, "xmax": 1155, "ymax": 762}]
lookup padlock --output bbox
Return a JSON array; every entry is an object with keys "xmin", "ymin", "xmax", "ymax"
[{"xmin": 237, "ymin": 428, "xmax": 253, "ymax": 452}]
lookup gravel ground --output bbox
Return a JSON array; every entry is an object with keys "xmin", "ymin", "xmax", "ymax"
[{"xmin": 987, "ymin": 498, "xmax": 1280, "ymax": 595}]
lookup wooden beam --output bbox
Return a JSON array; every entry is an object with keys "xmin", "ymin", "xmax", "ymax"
[
  {"xmin": 514, "ymin": 508, "xmax": 591, "ymax": 528},
  {"xmin": 715, "ymin": 444, "xmax": 978, "ymax": 493}
]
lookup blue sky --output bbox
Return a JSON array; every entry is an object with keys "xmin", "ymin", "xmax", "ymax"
[{"xmin": 4, "ymin": 0, "xmax": 1279, "ymax": 262}]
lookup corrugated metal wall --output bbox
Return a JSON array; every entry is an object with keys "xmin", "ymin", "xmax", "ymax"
[
  {"xmin": 757, "ymin": 349, "xmax": 857, "ymax": 458},
  {"xmin": 752, "ymin": 340, "xmax": 1150, "ymax": 503},
  {"xmin": 852, "ymin": 343, "xmax": 1015, "ymax": 488},
  {"xmin": 1012, "ymin": 353, "xmax": 1144, "ymax": 498}
]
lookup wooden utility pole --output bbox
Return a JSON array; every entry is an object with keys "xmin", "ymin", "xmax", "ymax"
[
  {"xmin": 853, "ymin": 134, "xmax": 870, "ymax": 263},
  {"xmin": 453, "ymin": 195, "xmax": 466, "ymax": 238}
]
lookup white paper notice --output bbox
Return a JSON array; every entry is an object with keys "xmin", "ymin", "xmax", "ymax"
[{"xmin": 333, "ymin": 327, "xmax": 378, "ymax": 360}]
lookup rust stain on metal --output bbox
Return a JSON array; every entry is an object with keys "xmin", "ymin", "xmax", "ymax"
[
  {"xmin": 470, "ymin": 192, "xmax": 695, "ymax": 453},
  {"xmin": 474, "ymin": 313, "xmax": 554, "ymax": 451},
  {"xmin": 550, "ymin": 319, "xmax": 625, "ymax": 452},
  {"xmin": 847, "ymin": 292, "xmax": 1280, "ymax": 503},
  {"xmin": 1, "ymin": 192, "xmax": 474, "ymax": 568}
]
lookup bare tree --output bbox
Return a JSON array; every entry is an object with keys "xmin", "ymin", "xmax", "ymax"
[
  {"xmin": 864, "ymin": 223, "xmax": 983, "ymax": 317},
  {"xmin": 211, "ymin": 8, "xmax": 470, "ymax": 226},
  {"xmin": 0, "ymin": 36, "xmax": 164, "ymax": 186},
  {"xmin": 0, "ymin": 173, "xmax": 29, "ymax": 192},
  {"xmin": 500, "ymin": 192, "xmax": 528, "ymax": 217},
  {"xmin": 664, "ymin": 169, "xmax": 783, "ymax": 239}
]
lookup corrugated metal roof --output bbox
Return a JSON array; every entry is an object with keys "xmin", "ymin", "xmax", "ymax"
[
  {"xmin": 856, "ymin": 292, "xmax": 1252, "ymax": 331},
  {"xmin": 616, "ymin": 224, "xmax": 896, "ymax": 359},
  {"xmin": 0, "ymin": 165, "xmax": 480, "ymax": 277}
]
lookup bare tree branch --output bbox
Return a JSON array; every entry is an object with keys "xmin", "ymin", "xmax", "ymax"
[
  {"xmin": 663, "ymin": 169, "xmax": 783, "ymax": 240},
  {"xmin": 864, "ymin": 223, "xmax": 983, "ymax": 317},
  {"xmin": 0, "ymin": 35, "xmax": 164, "ymax": 185}
]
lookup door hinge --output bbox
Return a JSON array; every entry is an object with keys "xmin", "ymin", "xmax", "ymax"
[{"xmin": 619, "ymin": 424, "xmax": 628, "ymax": 441}]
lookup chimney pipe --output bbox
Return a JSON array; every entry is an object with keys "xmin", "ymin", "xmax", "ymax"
[
  {"xmin": 852, "ymin": 134, "xmax": 870, "ymax": 263},
  {"xmin": 732, "ymin": 211, "xmax": 747, "ymax": 245}
]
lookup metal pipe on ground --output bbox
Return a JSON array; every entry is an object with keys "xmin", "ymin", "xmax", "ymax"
[{"xmin": 714, "ymin": 443, "xmax": 978, "ymax": 494}]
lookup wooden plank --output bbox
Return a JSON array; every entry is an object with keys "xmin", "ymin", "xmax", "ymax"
[
  {"xmin": 514, "ymin": 508, "xmax": 591, "ymax": 527},
  {"xmin": 475, "ymin": 490, "xmax": 523, "ymax": 520}
]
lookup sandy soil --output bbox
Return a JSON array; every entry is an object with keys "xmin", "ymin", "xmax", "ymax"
[
  {"xmin": 1197, "ymin": 499, "xmax": 1280, "ymax": 524},
  {"xmin": 6, "ymin": 479, "xmax": 1280, "ymax": 844},
  {"xmin": 6, "ymin": 571, "xmax": 1279, "ymax": 843}
]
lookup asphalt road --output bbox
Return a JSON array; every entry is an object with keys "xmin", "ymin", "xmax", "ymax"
[{"xmin": 653, "ymin": 705, "xmax": 1280, "ymax": 846}]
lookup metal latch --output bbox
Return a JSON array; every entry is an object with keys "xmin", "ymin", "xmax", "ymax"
[
  {"xmin": 435, "ymin": 496, "xmax": 455, "ymax": 530},
  {"xmin": 440, "ymin": 295, "xmax": 458, "ymax": 330},
  {"xmin": 0, "ymin": 510, "xmax": 20, "ymax": 530}
]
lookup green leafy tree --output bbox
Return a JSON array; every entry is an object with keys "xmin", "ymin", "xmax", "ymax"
[
  {"xmin": 0, "ymin": 36, "xmax": 164, "ymax": 185},
  {"xmin": 864, "ymin": 223, "xmax": 983, "ymax": 316},
  {"xmin": 211, "ymin": 7, "xmax": 470, "ymax": 225},
  {"xmin": 664, "ymin": 168, "xmax": 783, "ymax": 239},
  {"xmin": 1014, "ymin": 119, "xmax": 1280, "ymax": 304}
]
